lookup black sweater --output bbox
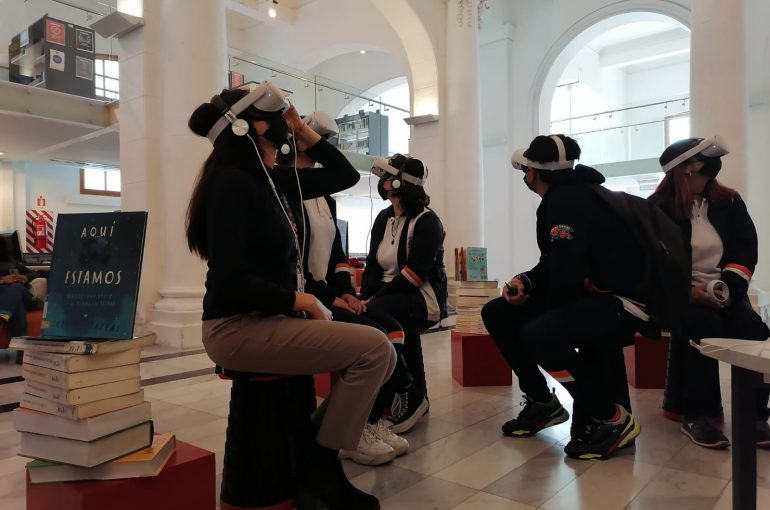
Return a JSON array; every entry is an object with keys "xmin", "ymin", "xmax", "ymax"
[
  {"xmin": 361, "ymin": 206, "xmax": 447, "ymax": 321},
  {"xmin": 520, "ymin": 165, "xmax": 646, "ymax": 308},
  {"xmin": 201, "ymin": 139, "xmax": 360, "ymax": 320},
  {"xmin": 649, "ymin": 191, "xmax": 759, "ymax": 300}
]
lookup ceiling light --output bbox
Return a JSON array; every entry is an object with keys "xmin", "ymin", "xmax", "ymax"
[
  {"xmin": 268, "ymin": 7, "xmax": 276, "ymax": 17},
  {"xmin": 0, "ymin": 151, "xmax": 4, "ymax": 156},
  {"xmin": 360, "ymin": 49, "xmax": 366, "ymax": 54}
]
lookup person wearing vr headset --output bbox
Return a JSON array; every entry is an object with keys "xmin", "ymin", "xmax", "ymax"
[
  {"xmin": 650, "ymin": 136, "xmax": 770, "ymax": 449},
  {"xmin": 291, "ymin": 111, "xmax": 412, "ymax": 466},
  {"xmin": 186, "ymin": 83, "xmax": 396, "ymax": 510},
  {"xmin": 482, "ymin": 134, "xmax": 647, "ymax": 460},
  {"xmin": 360, "ymin": 154, "xmax": 448, "ymax": 434}
]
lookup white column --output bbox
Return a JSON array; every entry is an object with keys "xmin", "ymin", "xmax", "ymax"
[
  {"xmin": 443, "ymin": 0, "xmax": 484, "ymax": 255},
  {"xmin": 0, "ymin": 161, "xmax": 14, "ymax": 230},
  {"xmin": 689, "ymin": 0, "xmax": 747, "ymax": 192},
  {"xmin": 117, "ymin": 0, "xmax": 228, "ymax": 348}
]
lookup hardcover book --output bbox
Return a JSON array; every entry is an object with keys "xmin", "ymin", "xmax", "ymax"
[
  {"xmin": 41, "ymin": 211, "xmax": 148, "ymax": 339},
  {"xmin": 26, "ymin": 433, "xmax": 175, "ymax": 484},
  {"xmin": 13, "ymin": 402, "xmax": 151, "ymax": 441},
  {"xmin": 464, "ymin": 247, "xmax": 488, "ymax": 281}
]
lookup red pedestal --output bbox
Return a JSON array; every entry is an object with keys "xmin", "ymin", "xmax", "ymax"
[
  {"xmin": 26, "ymin": 440, "xmax": 216, "ymax": 510},
  {"xmin": 0, "ymin": 309, "xmax": 43, "ymax": 349},
  {"xmin": 451, "ymin": 331, "xmax": 512, "ymax": 387},
  {"xmin": 313, "ymin": 372, "xmax": 339, "ymax": 399},
  {"xmin": 623, "ymin": 333, "xmax": 670, "ymax": 389}
]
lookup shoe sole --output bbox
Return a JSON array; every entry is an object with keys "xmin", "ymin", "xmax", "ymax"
[
  {"xmin": 504, "ymin": 408, "xmax": 570, "ymax": 438},
  {"xmin": 391, "ymin": 399, "xmax": 430, "ymax": 434},
  {"xmin": 338, "ymin": 449, "xmax": 396, "ymax": 466},
  {"xmin": 680, "ymin": 425, "xmax": 730, "ymax": 449},
  {"xmin": 569, "ymin": 416, "xmax": 642, "ymax": 461}
]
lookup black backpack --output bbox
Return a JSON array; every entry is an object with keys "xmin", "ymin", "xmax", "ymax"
[{"xmin": 589, "ymin": 184, "xmax": 689, "ymax": 331}]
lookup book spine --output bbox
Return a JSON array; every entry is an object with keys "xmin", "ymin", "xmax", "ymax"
[
  {"xmin": 19, "ymin": 352, "xmax": 70, "ymax": 371},
  {"xmin": 20, "ymin": 395, "xmax": 77, "ymax": 419},
  {"xmin": 9, "ymin": 339, "xmax": 94, "ymax": 354},
  {"xmin": 22, "ymin": 365, "xmax": 72, "ymax": 388}
]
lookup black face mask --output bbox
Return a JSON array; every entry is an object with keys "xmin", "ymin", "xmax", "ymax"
[
  {"xmin": 377, "ymin": 178, "xmax": 391, "ymax": 200},
  {"xmin": 522, "ymin": 171, "xmax": 537, "ymax": 193},
  {"xmin": 698, "ymin": 157, "xmax": 722, "ymax": 178},
  {"xmin": 262, "ymin": 116, "xmax": 293, "ymax": 158}
]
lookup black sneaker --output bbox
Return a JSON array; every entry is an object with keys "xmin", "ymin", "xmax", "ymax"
[
  {"xmin": 502, "ymin": 392, "xmax": 569, "ymax": 437},
  {"xmin": 680, "ymin": 417, "xmax": 729, "ymax": 449},
  {"xmin": 757, "ymin": 421, "xmax": 770, "ymax": 449},
  {"xmin": 564, "ymin": 406, "xmax": 640, "ymax": 460},
  {"xmin": 389, "ymin": 390, "xmax": 429, "ymax": 434}
]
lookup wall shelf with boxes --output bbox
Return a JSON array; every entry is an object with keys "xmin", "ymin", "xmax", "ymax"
[
  {"xmin": 336, "ymin": 111, "xmax": 389, "ymax": 156},
  {"xmin": 8, "ymin": 15, "xmax": 97, "ymax": 99}
]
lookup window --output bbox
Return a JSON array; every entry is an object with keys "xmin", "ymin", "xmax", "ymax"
[
  {"xmin": 95, "ymin": 54, "xmax": 119, "ymax": 100},
  {"xmin": 80, "ymin": 168, "xmax": 121, "ymax": 197},
  {"xmin": 666, "ymin": 114, "xmax": 690, "ymax": 146}
]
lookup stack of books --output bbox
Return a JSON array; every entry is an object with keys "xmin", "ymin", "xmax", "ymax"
[
  {"xmin": 11, "ymin": 334, "xmax": 162, "ymax": 478},
  {"xmin": 454, "ymin": 281, "xmax": 499, "ymax": 334}
]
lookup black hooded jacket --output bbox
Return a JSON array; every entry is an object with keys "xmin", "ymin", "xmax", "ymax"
[{"xmin": 518, "ymin": 164, "xmax": 646, "ymax": 308}]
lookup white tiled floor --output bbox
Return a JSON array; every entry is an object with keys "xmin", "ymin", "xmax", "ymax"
[{"xmin": 1, "ymin": 329, "xmax": 769, "ymax": 509}]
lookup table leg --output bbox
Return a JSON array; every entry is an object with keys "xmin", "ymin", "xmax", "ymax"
[{"xmin": 731, "ymin": 366, "xmax": 761, "ymax": 510}]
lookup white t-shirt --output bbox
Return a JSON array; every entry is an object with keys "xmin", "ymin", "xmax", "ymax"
[
  {"xmin": 376, "ymin": 215, "xmax": 406, "ymax": 282},
  {"xmin": 304, "ymin": 197, "xmax": 336, "ymax": 282},
  {"xmin": 690, "ymin": 199, "xmax": 723, "ymax": 286}
]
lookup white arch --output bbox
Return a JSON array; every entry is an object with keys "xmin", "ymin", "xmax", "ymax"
[
  {"xmin": 369, "ymin": 0, "xmax": 440, "ymax": 116},
  {"xmin": 531, "ymin": 0, "xmax": 692, "ymax": 134}
]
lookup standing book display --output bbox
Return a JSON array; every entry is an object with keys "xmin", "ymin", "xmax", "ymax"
[{"xmin": 9, "ymin": 212, "xmax": 169, "ymax": 481}]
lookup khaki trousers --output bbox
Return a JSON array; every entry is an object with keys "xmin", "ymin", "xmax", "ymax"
[{"xmin": 202, "ymin": 313, "xmax": 396, "ymax": 450}]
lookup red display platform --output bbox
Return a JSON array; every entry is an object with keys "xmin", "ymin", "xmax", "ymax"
[
  {"xmin": 0, "ymin": 309, "xmax": 43, "ymax": 349},
  {"xmin": 451, "ymin": 331, "xmax": 512, "ymax": 387},
  {"xmin": 313, "ymin": 372, "xmax": 338, "ymax": 398},
  {"xmin": 623, "ymin": 333, "xmax": 670, "ymax": 389},
  {"xmin": 26, "ymin": 440, "xmax": 216, "ymax": 510}
]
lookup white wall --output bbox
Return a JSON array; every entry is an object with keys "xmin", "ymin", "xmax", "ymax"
[
  {"xmin": 12, "ymin": 160, "xmax": 119, "ymax": 250},
  {"xmin": 335, "ymin": 195, "xmax": 389, "ymax": 255}
]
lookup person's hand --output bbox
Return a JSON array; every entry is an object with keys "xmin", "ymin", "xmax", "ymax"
[
  {"xmin": 502, "ymin": 277, "xmax": 528, "ymax": 306},
  {"xmin": 360, "ymin": 297, "xmax": 372, "ymax": 313},
  {"xmin": 332, "ymin": 297, "xmax": 355, "ymax": 313},
  {"xmin": 282, "ymin": 105, "xmax": 304, "ymax": 132},
  {"xmin": 341, "ymin": 294, "xmax": 363, "ymax": 315},
  {"xmin": 293, "ymin": 292, "xmax": 333, "ymax": 321},
  {"xmin": 690, "ymin": 285, "xmax": 725, "ymax": 310}
]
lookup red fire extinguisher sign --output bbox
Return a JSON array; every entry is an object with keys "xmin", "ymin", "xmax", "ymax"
[{"xmin": 36, "ymin": 195, "xmax": 46, "ymax": 207}]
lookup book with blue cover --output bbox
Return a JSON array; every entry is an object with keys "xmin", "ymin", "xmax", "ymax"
[
  {"xmin": 464, "ymin": 247, "xmax": 488, "ymax": 281},
  {"xmin": 41, "ymin": 212, "xmax": 148, "ymax": 340}
]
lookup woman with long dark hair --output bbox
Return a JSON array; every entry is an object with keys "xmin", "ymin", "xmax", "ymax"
[
  {"xmin": 651, "ymin": 136, "xmax": 770, "ymax": 449},
  {"xmin": 361, "ymin": 154, "xmax": 448, "ymax": 434},
  {"xmin": 186, "ymin": 84, "xmax": 396, "ymax": 510}
]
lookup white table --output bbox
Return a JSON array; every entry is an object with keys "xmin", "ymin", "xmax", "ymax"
[{"xmin": 701, "ymin": 338, "xmax": 770, "ymax": 510}]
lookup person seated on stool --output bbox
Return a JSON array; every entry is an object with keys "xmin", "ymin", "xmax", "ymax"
[
  {"xmin": 481, "ymin": 135, "xmax": 649, "ymax": 460},
  {"xmin": 186, "ymin": 84, "xmax": 396, "ymax": 510},
  {"xmin": 650, "ymin": 136, "xmax": 770, "ymax": 449},
  {"xmin": 360, "ymin": 154, "xmax": 448, "ymax": 434},
  {"xmin": 0, "ymin": 260, "xmax": 45, "ymax": 336},
  {"xmin": 289, "ymin": 111, "xmax": 410, "ymax": 466}
]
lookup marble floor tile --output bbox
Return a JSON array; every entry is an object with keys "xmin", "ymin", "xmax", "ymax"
[
  {"xmin": 664, "ymin": 441, "xmax": 733, "ymax": 480},
  {"xmin": 379, "ymin": 476, "xmax": 476, "ymax": 510},
  {"xmin": 625, "ymin": 467, "xmax": 728, "ymax": 510},
  {"xmin": 450, "ymin": 491, "xmax": 536, "ymax": 510},
  {"xmin": 712, "ymin": 481, "xmax": 770, "ymax": 510},
  {"xmin": 350, "ymin": 464, "xmax": 427, "ymax": 500}
]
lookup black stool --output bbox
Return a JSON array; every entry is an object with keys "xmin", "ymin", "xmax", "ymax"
[{"xmin": 216, "ymin": 366, "xmax": 316, "ymax": 510}]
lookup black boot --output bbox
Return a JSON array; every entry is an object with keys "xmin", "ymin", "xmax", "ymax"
[{"xmin": 296, "ymin": 441, "xmax": 380, "ymax": 510}]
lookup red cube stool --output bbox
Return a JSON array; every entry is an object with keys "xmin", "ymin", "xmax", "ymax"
[
  {"xmin": 0, "ymin": 309, "xmax": 43, "ymax": 349},
  {"xmin": 313, "ymin": 372, "xmax": 340, "ymax": 399},
  {"xmin": 451, "ymin": 331, "xmax": 513, "ymax": 387},
  {"xmin": 623, "ymin": 333, "xmax": 670, "ymax": 389},
  {"xmin": 26, "ymin": 440, "xmax": 216, "ymax": 510}
]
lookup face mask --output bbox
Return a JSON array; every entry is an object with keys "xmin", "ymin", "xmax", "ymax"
[
  {"xmin": 377, "ymin": 178, "xmax": 390, "ymax": 200},
  {"xmin": 522, "ymin": 171, "xmax": 537, "ymax": 193},
  {"xmin": 698, "ymin": 157, "xmax": 722, "ymax": 178}
]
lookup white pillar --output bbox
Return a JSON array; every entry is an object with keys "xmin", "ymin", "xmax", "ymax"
[
  {"xmin": 444, "ymin": 0, "xmax": 484, "ymax": 256},
  {"xmin": 689, "ymin": 0, "xmax": 747, "ymax": 193},
  {"xmin": 117, "ymin": 0, "xmax": 228, "ymax": 348}
]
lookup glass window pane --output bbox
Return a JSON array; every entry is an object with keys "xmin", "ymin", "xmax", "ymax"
[
  {"xmin": 95, "ymin": 76, "xmax": 104, "ymax": 89},
  {"xmin": 83, "ymin": 168, "xmax": 105, "ymax": 190},
  {"xmin": 105, "ymin": 170, "xmax": 121, "ymax": 192},
  {"xmin": 95, "ymin": 59, "xmax": 103, "ymax": 75},
  {"xmin": 105, "ymin": 78, "xmax": 119, "ymax": 92},
  {"xmin": 95, "ymin": 88, "xmax": 105, "ymax": 96},
  {"xmin": 106, "ymin": 91, "xmax": 119, "ymax": 100},
  {"xmin": 104, "ymin": 60, "xmax": 119, "ymax": 79}
]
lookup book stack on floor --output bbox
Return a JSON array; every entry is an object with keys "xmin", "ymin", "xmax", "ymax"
[
  {"xmin": 454, "ymin": 281, "xmax": 499, "ymax": 334},
  {"xmin": 10, "ymin": 333, "xmax": 168, "ymax": 481}
]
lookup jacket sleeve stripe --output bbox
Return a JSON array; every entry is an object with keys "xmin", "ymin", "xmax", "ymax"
[
  {"xmin": 723, "ymin": 263, "xmax": 752, "ymax": 282},
  {"xmin": 387, "ymin": 331, "xmax": 405, "ymax": 344},
  {"xmin": 334, "ymin": 263, "xmax": 353, "ymax": 274},
  {"xmin": 547, "ymin": 370, "xmax": 575, "ymax": 383},
  {"xmin": 401, "ymin": 266, "xmax": 424, "ymax": 287}
]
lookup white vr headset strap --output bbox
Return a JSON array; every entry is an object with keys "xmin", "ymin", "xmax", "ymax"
[
  {"xmin": 371, "ymin": 159, "xmax": 425, "ymax": 186},
  {"xmin": 661, "ymin": 135, "xmax": 730, "ymax": 173},
  {"xmin": 206, "ymin": 82, "xmax": 290, "ymax": 144},
  {"xmin": 525, "ymin": 136, "xmax": 575, "ymax": 171}
]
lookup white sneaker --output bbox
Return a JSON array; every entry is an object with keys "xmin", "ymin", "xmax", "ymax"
[
  {"xmin": 339, "ymin": 424, "xmax": 396, "ymax": 465},
  {"xmin": 372, "ymin": 419, "xmax": 409, "ymax": 456}
]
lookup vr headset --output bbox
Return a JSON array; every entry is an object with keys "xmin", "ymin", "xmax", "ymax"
[
  {"xmin": 206, "ymin": 80, "xmax": 291, "ymax": 144},
  {"xmin": 371, "ymin": 157, "xmax": 426, "ymax": 188},
  {"xmin": 511, "ymin": 135, "xmax": 575, "ymax": 171},
  {"xmin": 661, "ymin": 135, "xmax": 729, "ymax": 173},
  {"xmin": 303, "ymin": 111, "xmax": 339, "ymax": 145}
]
